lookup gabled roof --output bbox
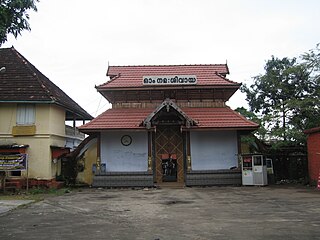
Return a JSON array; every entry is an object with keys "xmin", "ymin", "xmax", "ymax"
[
  {"xmin": 0, "ymin": 47, "xmax": 93, "ymax": 120},
  {"xmin": 79, "ymin": 106, "xmax": 259, "ymax": 132},
  {"xmin": 142, "ymin": 99, "xmax": 197, "ymax": 129},
  {"xmin": 97, "ymin": 64, "xmax": 238, "ymax": 89}
]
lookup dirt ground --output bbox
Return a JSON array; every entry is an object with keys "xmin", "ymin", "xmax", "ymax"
[{"xmin": 0, "ymin": 185, "xmax": 319, "ymax": 240}]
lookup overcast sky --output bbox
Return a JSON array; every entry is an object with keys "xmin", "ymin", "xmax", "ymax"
[{"xmin": 2, "ymin": 0, "xmax": 320, "ymax": 117}]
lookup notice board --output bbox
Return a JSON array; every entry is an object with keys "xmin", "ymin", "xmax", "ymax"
[{"xmin": 0, "ymin": 154, "xmax": 28, "ymax": 171}]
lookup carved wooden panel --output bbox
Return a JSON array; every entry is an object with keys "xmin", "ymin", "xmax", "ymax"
[{"xmin": 155, "ymin": 126, "xmax": 184, "ymax": 184}]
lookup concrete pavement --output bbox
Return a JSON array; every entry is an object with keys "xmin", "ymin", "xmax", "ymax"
[
  {"xmin": 0, "ymin": 186, "xmax": 319, "ymax": 240},
  {"xmin": 0, "ymin": 200, "xmax": 34, "ymax": 215}
]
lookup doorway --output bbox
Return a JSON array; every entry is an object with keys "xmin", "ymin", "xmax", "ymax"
[{"xmin": 154, "ymin": 126, "xmax": 184, "ymax": 185}]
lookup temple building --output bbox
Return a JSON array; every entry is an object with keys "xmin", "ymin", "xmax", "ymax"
[{"xmin": 79, "ymin": 64, "xmax": 259, "ymax": 187}]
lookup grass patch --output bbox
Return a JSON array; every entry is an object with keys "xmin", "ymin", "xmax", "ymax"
[{"xmin": 0, "ymin": 188, "xmax": 73, "ymax": 201}]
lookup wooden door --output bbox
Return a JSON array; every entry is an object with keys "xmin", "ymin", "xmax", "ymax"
[{"xmin": 155, "ymin": 126, "xmax": 184, "ymax": 184}]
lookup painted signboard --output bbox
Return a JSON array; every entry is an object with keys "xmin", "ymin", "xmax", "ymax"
[
  {"xmin": 0, "ymin": 154, "xmax": 28, "ymax": 171},
  {"xmin": 143, "ymin": 75, "xmax": 197, "ymax": 85}
]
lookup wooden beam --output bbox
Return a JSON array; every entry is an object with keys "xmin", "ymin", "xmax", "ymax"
[
  {"xmin": 148, "ymin": 131, "xmax": 152, "ymax": 172},
  {"xmin": 186, "ymin": 131, "xmax": 191, "ymax": 172},
  {"xmin": 96, "ymin": 133, "xmax": 101, "ymax": 173}
]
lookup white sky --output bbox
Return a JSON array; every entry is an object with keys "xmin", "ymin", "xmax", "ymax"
[{"xmin": 2, "ymin": 0, "xmax": 320, "ymax": 117}]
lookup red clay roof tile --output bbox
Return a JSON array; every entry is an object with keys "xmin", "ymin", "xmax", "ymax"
[
  {"xmin": 79, "ymin": 107, "xmax": 258, "ymax": 131},
  {"xmin": 98, "ymin": 64, "xmax": 237, "ymax": 89},
  {"xmin": 183, "ymin": 108, "xmax": 259, "ymax": 128}
]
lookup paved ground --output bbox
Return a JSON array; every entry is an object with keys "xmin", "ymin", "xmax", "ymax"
[
  {"xmin": 0, "ymin": 185, "xmax": 319, "ymax": 240},
  {"xmin": 0, "ymin": 200, "xmax": 34, "ymax": 215}
]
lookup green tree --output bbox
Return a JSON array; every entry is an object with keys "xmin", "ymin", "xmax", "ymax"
[
  {"xmin": 235, "ymin": 107, "xmax": 267, "ymax": 152},
  {"xmin": 290, "ymin": 43, "xmax": 320, "ymax": 138},
  {"xmin": 241, "ymin": 50, "xmax": 319, "ymax": 146},
  {"xmin": 302, "ymin": 43, "xmax": 320, "ymax": 73},
  {"xmin": 0, "ymin": 0, "xmax": 38, "ymax": 45},
  {"xmin": 235, "ymin": 107, "xmax": 267, "ymax": 140}
]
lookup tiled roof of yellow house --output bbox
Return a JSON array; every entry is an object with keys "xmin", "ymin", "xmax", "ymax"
[{"xmin": 0, "ymin": 47, "xmax": 93, "ymax": 120}]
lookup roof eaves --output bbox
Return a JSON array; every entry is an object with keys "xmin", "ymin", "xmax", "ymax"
[
  {"xmin": 0, "ymin": 100, "xmax": 55, "ymax": 104},
  {"xmin": 215, "ymin": 72, "xmax": 240, "ymax": 85},
  {"xmin": 181, "ymin": 126, "xmax": 259, "ymax": 131},
  {"xmin": 55, "ymin": 101, "xmax": 93, "ymax": 120},
  {"xmin": 97, "ymin": 84, "xmax": 241, "ymax": 91},
  {"xmin": 79, "ymin": 127, "xmax": 146, "ymax": 133},
  {"xmin": 304, "ymin": 126, "xmax": 320, "ymax": 134},
  {"xmin": 231, "ymin": 108, "xmax": 260, "ymax": 128},
  {"xmin": 96, "ymin": 73, "xmax": 120, "ymax": 89}
]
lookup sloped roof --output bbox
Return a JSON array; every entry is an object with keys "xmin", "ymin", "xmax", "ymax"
[
  {"xmin": 0, "ymin": 47, "xmax": 93, "ymax": 120},
  {"xmin": 79, "ymin": 107, "xmax": 258, "ymax": 132},
  {"xmin": 183, "ymin": 107, "xmax": 259, "ymax": 129},
  {"xmin": 304, "ymin": 126, "xmax": 320, "ymax": 134},
  {"xmin": 97, "ymin": 64, "xmax": 238, "ymax": 89},
  {"xmin": 79, "ymin": 108, "xmax": 151, "ymax": 130}
]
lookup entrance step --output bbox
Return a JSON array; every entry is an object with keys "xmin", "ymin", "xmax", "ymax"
[{"xmin": 156, "ymin": 182, "xmax": 185, "ymax": 189}]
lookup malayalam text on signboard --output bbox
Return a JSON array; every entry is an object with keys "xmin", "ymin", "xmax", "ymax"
[
  {"xmin": 143, "ymin": 75, "xmax": 197, "ymax": 85},
  {"xmin": 0, "ymin": 154, "xmax": 28, "ymax": 171}
]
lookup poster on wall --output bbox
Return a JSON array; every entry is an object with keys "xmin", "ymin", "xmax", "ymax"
[{"xmin": 0, "ymin": 154, "xmax": 28, "ymax": 171}]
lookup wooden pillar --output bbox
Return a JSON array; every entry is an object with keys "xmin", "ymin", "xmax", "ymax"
[
  {"xmin": 147, "ymin": 131, "xmax": 152, "ymax": 172},
  {"xmin": 152, "ymin": 130, "xmax": 156, "ymax": 183},
  {"xmin": 96, "ymin": 133, "xmax": 101, "ymax": 173},
  {"xmin": 186, "ymin": 131, "xmax": 192, "ymax": 172},
  {"xmin": 237, "ymin": 131, "xmax": 242, "ymax": 167}
]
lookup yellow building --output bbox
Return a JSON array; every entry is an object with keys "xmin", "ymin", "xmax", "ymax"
[{"xmin": 0, "ymin": 47, "xmax": 92, "ymax": 188}]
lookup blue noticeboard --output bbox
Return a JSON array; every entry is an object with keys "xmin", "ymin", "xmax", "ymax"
[{"xmin": 0, "ymin": 154, "xmax": 28, "ymax": 171}]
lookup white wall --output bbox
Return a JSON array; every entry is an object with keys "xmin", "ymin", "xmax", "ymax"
[
  {"xmin": 190, "ymin": 131, "xmax": 238, "ymax": 170},
  {"xmin": 101, "ymin": 131, "xmax": 148, "ymax": 171}
]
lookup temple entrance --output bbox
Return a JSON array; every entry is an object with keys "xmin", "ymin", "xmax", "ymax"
[
  {"xmin": 155, "ymin": 126, "xmax": 184, "ymax": 185},
  {"xmin": 161, "ymin": 154, "xmax": 177, "ymax": 182},
  {"xmin": 143, "ymin": 99, "xmax": 196, "ymax": 186}
]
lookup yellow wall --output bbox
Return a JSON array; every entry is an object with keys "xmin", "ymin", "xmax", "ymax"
[
  {"xmin": 49, "ymin": 105, "xmax": 66, "ymax": 136},
  {"xmin": 0, "ymin": 103, "xmax": 67, "ymax": 180},
  {"xmin": 76, "ymin": 140, "xmax": 97, "ymax": 185},
  {"xmin": 35, "ymin": 104, "xmax": 65, "ymax": 136},
  {"xmin": 0, "ymin": 103, "xmax": 16, "ymax": 141}
]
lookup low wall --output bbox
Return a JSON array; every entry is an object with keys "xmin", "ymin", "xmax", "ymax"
[
  {"xmin": 93, "ymin": 172, "xmax": 154, "ymax": 188},
  {"xmin": 186, "ymin": 170, "xmax": 241, "ymax": 186},
  {"xmin": 93, "ymin": 170, "xmax": 241, "ymax": 187}
]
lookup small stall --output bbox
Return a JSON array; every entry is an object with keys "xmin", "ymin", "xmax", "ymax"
[{"xmin": 241, "ymin": 154, "xmax": 268, "ymax": 186}]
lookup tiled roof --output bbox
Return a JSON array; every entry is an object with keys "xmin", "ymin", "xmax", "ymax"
[
  {"xmin": 183, "ymin": 107, "xmax": 259, "ymax": 129},
  {"xmin": 304, "ymin": 126, "xmax": 320, "ymax": 134},
  {"xmin": 0, "ymin": 47, "xmax": 93, "ymax": 120},
  {"xmin": 79, "ymin": 108, "xmax": 151, "ymax": 130},
  {"xmin": 98, "ymin": 64, "xmax": 238, "ymax": 89},
  {"xmin": 79, "ymin": 107, "xmax": 258, "ymax": 132}
]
